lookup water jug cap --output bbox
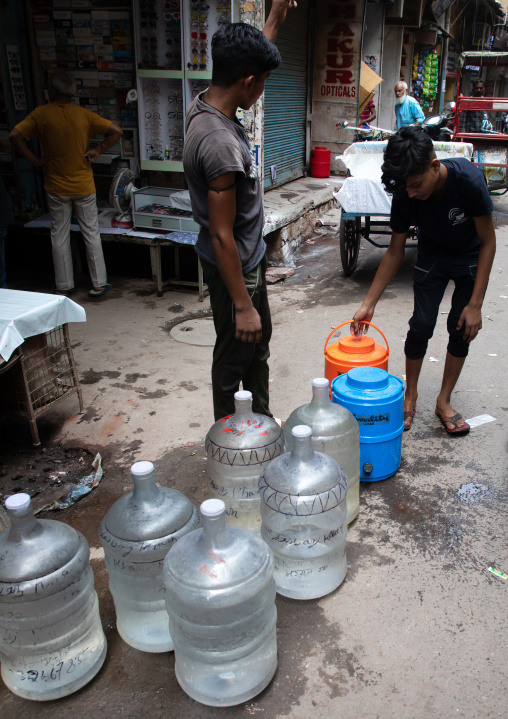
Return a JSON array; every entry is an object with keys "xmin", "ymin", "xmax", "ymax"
[
  {"xmin": 312, "ymin": 378, "xmax": 329, "ymax": 388},
  {"xmin": 5, "ymin": 493, "xmax": 31, "ymax": 512},
  {"xmin": 234, "ymin": 390, "xmax": 252, "ymax": 401},
  {"xmin": 201, "ymin": 498, "xmax": 225, "ymax": 517},
  {"xmin": 131, "ymin": 461, "xmax": 154, "ymax": 477},
  {"xmin": 292, "ymin": 425, "xmax": 312, "ymax": 438}
]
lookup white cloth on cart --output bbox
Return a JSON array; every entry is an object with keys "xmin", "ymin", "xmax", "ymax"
[
  {"xmin": 334, "ymin": 178, "xmax": 392, "ymax": 214},
  {"xmin": 0, "ymin": 289, "xmax": 86, "ymax": 362},
  {"xmin": 340, "ymin": 140, "xmax": 474, "ymax": 182}
]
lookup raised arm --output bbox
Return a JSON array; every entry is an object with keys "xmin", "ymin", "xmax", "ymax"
[
  {"xmin": 263, "ymin": 0, "xmax": 297, "ymax": 43},
  {"xmin": 208, "ymin": 171, "xmax": 262, "ymax": 344},
  {"xmin": 351, "ymin": 231, "xmax": 408, "ymax": 335},
  {"xmin": 457, "ymin": 213, "xmax": 496, "ymax": 342}
]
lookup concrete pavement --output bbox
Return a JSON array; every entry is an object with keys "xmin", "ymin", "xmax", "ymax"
[{"xmin": 1, "ymin": 197, "xmax": 507, "ymax": 718}]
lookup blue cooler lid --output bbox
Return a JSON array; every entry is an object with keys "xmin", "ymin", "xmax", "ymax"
[{"xmin": 346, "ymin": 367, "xmax": 389, "ymax": 391}]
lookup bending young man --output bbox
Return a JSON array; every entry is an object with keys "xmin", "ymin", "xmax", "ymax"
[
  {"xmin": 184, "ymin": 1, "xmax": 295, "ymax": 421},
  {"xmin": 352, "ymin": 127, "xmax": 496, "ymax": 435}
]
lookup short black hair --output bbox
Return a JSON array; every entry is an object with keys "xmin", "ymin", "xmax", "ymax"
[
  {"xmin": 211, "ymin": 23, "xmax": 281, "ymax": 88},
  {"xmin": 381, "ymin": 126, "xmax": 435, "ymax": 195}
]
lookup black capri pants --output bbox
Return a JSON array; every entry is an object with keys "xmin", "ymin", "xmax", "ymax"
[{"xmin": 404, "ymin": 256, "xmax": 478, "ymax": 361}]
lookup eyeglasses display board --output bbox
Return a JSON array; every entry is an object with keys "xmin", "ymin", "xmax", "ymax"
[{"xmin": 135, "ymin": 0, "xmax": 239, "ymax": 170}]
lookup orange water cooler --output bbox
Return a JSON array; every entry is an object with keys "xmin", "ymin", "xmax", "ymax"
[{"xmin": 324, "ymin": 321, "xmax": 389, "ymax": 385}]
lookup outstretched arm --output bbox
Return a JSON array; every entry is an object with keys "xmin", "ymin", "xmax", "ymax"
[
  {"xmin": 263, "ymin": 0, "xmax": 297, "ymax": 42},
  {"xmin": 351, "ymin": 231, "xmax": 407, "ymax": 335},
  {"xmin": 457, "ymin": 214, "xmax": 496, "ymax": 342}
]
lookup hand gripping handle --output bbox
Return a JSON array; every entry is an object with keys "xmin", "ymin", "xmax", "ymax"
[{"xmin": 323, "ymin": 320, "xmax": 390, "ymax": 355}]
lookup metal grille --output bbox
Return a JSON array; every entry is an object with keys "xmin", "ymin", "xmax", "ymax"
[
  {"xmin": 263, "ymin": 0, "xmax": 310, "ymax": 189},
  {"xmin": 0, "ymin": 325, "xmax": 83, "ymax": 446}
]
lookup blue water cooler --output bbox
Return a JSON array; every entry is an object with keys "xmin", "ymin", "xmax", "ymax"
[{"xmin": 331, "ymin": 367, "xmax": 404, "ymax": 482}]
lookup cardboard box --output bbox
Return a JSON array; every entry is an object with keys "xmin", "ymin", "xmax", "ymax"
[{"xmin": 359, "ymin": 61, "xmax": 383, "ymax": 111}]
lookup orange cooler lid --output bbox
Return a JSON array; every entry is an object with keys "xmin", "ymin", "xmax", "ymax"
[
  {"xmin": 326, "ymin": 334, "xmax": 388, "ymax": 364},
  {"xmin": 338, "ymin": 335, "xmax": 375, "ymax": 354}
]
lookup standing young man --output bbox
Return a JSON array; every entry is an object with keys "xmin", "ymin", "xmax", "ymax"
[
  {"xmin": 10, "ymin": 71, "xmax": 122, "ymax": 297},
  {"xmin": 184, "ymin": 1, "xmax": 296, "ymax": 421},
  {"xmin": 352, "ymin": 126, "xmax": 496, "ymax": 435}
]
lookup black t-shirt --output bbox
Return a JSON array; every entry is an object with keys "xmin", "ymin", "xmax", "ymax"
[{"xmin": 390, "ymin": 158, "xmax": 493, "ymax": 263}]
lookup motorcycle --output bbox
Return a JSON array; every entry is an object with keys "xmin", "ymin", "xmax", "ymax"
[{"xmin": 419, "ymin": 102, "xmax": 456, "ymax": 141}]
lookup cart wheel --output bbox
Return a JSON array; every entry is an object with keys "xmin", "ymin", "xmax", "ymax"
[{"xmin": 340, "ymin": 216, "xmax": 361, "ymax": 276}]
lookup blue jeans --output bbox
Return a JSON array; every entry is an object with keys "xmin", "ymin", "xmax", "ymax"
[
  {"xmin": 0, "ymin": 230, "xmax": 6, "ymax": 288},
  {"xmin": 405, "ymin": 256, "xmax": 478, "ymax": 360}
]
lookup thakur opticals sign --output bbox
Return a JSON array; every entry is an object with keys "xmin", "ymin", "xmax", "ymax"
[{"xmin": 320, "ymin": 2, "xmax": 359, "ymax": 99}]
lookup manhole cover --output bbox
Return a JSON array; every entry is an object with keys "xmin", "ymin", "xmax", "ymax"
[{"xmin": 169, "ymin": 317, "xmax": 216, "ymax": 346}]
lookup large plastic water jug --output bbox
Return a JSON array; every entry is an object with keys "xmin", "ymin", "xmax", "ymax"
[
  {"xmin": 99, "ymin": 461, "xmax": 201, "ymax": 652},
  {"xmin": 163, "ymin": 499, "xmax": 277, "ymax": 707},
  {"xmin": 284, "ymin": 378, "xmax": 360, "ymax": 525},
  {"xmin": 0, "ymin": 493, "xmax": 106, "ymax": 700},
  {"xmin": 259, "ymin": 426, "xmax": 348, "ymax": 600},
  {"xmin": 206, "ymin": 390, "xmax": 284, "ymax": 534},
  {"xmin": 331, "ymin": 367, "xmax": 404, "ymax": 482},
  {"xmin": 324, "ymin": 321, "xmax": 389, "ymax": 386}
]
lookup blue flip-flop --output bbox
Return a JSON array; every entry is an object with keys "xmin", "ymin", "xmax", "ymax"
[{"xmin": 89, "ymin": 283, "xmax": 112, "ymax": 298}]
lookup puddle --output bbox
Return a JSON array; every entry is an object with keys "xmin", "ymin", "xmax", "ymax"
[{"xmin": 457, "ymin": 482, "xmax": 492, "ymax": 504}]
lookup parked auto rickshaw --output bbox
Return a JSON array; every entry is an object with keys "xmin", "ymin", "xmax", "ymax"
[{"xmin": 453, "ymin": 51, "xmax": 508, "ymax": 195}]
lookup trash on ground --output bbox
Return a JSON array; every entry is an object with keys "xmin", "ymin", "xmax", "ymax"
[
  {"xmin": 464, "ymin": 414, "xmax": 496, "ymax": 428},
  {"xmin": 500, "ymin": 295, "xmax": 508, "ymax": 299},
  {"xmin": 186, "ymin": 442, "xmax": 195, "ymax": 447},
  {"xmin": 429, "ymin": 357, "xmax": 439, "ymax": 362},
  {"xmin": 265, "ymin": 267, "xmax": 296, "ymax": 284},
  {"xmin": 487, "ymin": 354, "xmax": 498, "ymax": 357},
  {"xmin": 296, "ymin": 310, "xmax": 304, "ymax": 314},
  {"xmin": 39, "ymin": 453, "xmax": 103, "ymax": 512},
  {"xmin": 488, "ymin": 567, "xmax": 508, "ymax": 580}
]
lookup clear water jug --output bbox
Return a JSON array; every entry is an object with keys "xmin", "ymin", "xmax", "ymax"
[
  {"xmin": 0, "ymin": 493, "xmax": 106, "ymax": 701},
  {"xmin": 206, "ymin": 390, "xmax": 284, "ymax": 534},
  {"xmin": 284, "ymin": 377, "xmax": 360, "ymax": 524},
  {"xmin": 163, "ymin": 498, "xmax": 277, "ymax": 707},
  {"xmin": 259, "ymin": 425, "xmax": 348, "ymax": 600},
  {"xmin": 99, "ymin": 461, "xmax": 201, "ymax": 653}
]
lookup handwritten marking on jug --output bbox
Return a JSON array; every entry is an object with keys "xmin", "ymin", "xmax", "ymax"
[
  {"xmin": 487, "ymin": 567, "xmax": 507, "ymax": 580},
  {"xmin": 199, "ymin": 564, "xmax": 217, "ymax": 579},
  {"xmin": 16, "ymin": 647, "xmax": 91, "ymax": 683}
]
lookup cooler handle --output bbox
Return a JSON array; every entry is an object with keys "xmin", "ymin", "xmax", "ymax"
[{"xmin": 323, "ymin": 320, "xmax": 390, "ymax": 355}]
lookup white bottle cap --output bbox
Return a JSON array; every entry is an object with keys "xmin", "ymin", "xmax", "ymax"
[
  {"xmin": 234, "ymin": 390, "xmax": 252, "ymax": 401},
  {"xmin": 292, "ymin": 425, "xmax": 312, "ymax": 438},
  {"xmin": 312, "ymin": 378, "xmax": 329, "ymax": 388},
  {"xmin": 200, "ymin": 499, "xmax": 225, "ymax": 518},
  {"xmin": 5, "ymin": 493, "xmax": 31, "ymax": 512},
  {"xmin": 131, "ymin": 461, "xmax": 154, "ymax": 477}
]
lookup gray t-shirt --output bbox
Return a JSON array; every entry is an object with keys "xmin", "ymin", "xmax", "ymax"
[{"xmin": 183, "ymin": 94, "xmax": 265, "ymax": 273}]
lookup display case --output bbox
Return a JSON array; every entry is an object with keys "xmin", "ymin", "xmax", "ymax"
[
  {"xmin": 132, "ymin": 186, "xmax": 200, "ymax": 231},
  {"xmin": 133, "ymin": 0, "xmax": 238, "ymax": 172}
]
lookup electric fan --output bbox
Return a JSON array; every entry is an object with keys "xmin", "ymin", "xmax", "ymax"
[{"xmin": 109, "ymin": 168, "xmax": 136, "ymax": 229}]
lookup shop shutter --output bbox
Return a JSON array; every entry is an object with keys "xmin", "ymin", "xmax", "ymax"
[{"xmin": 263, "ymin": 0, "xmax": 309, "ymax": 190}]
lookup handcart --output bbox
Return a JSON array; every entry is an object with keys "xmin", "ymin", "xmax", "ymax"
[
  {"xmin": 334, "ymin": 140, "xmax": 474, "ymax": 276},
  {"xmin": 453, "ymin": 51, "xmax": 508, "ymax": 196}
]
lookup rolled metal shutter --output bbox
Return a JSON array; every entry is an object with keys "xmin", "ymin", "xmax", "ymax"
[{"xmin": 263, "ymin": 0, "xmax": 309, "ymax": 190}]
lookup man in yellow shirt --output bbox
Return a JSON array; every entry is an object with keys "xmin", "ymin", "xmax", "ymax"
[{"xmin": 10, "ymin": 71, "xmax": 123, "ymax": 297}]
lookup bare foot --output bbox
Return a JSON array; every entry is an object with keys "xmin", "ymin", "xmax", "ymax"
[{"xmin": 403, "ymin": 396, "xmax": 417, "ymax": 431}]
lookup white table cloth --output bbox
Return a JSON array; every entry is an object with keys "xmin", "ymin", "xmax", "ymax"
[{"xmin": 0, "ymin": 289, "xmax": 86, "ymax": 362}]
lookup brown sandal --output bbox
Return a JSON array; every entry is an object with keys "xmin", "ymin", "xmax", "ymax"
[{"xmin": 435, "ymin": 411, "xmax": 470, "ymax": 436}]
